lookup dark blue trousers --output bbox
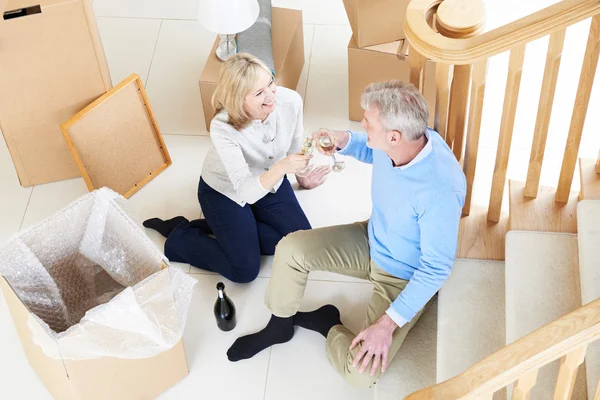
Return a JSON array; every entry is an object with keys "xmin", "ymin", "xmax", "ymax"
[{"xmin": 164, "ymin": 177, "xmax": 311, "ymax": 283}]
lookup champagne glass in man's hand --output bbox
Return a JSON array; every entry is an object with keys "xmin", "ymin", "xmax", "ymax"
[{"xmin": 314, "ymin": 128, "xmax": 346, "ymax": 172}]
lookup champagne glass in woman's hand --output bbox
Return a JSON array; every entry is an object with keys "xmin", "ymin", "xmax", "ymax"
[
  {"xmin": 295, "ymin": 135, "xmax": 316, "ymax": 177},
  {"xmin": 315, "ymin": 128, "xmax": 345, "ymax": 172}
]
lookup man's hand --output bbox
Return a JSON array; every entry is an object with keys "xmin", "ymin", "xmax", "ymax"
[
  {"xmin": 312, "ymin": 130, "xmax": 350, "ymax": 155},
  {"xmin": 296, "ymin": 165, "xmax": 331, "ymax": 189},
  {"xmin": 350, "ymin": 314, "xmax": 398, "ymax": 376}
]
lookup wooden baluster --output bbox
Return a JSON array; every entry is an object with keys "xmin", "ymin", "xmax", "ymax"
[
  {"xmin": 423, "ymin": 61, "xmax": 437, "ymax": 129},
  {"xmin": 553, "ymin": 344, "xmax": 587, "ymax": 400},
  {"xmin": 435, "ymin": 63, "xmax": 452, "ymax": 142},
  {"xmin": 512, "ymin": 369, "xmax": 539, "ymax": 400},
  {"xmin": 596, "ymin": 150, "xmax": 600, "ymax": 174},
  {"xmin": 594, "ymin": 377, "xmax": 600, "ymax": 400},
  {"xmin": 408, "ymin": 45, "xmax": 426, "ymax": 89},
  {"xmin": 524, "ymin": 29, "xmax": 566, "ymax": 198},
  {"xmin": 447, "ymin": 65, "xmax": 472, "ymax": 161},
  {"xmin": 488, "ymin": 44, "xmax": 526, "ymax": 222},
  {"xmin": 435, "ymin": 0, "xmax": 485, "ymax": 161},
  {"xmin": 556, "ymin": 14, "xmax": 600, "ymax": 203},
  {"xmin": 462, "ymin": 59, "xmax": 488, "ymax": 216},
  {"xmin": 406, "ymin": 44, "xmax": 436, "ymax": 128}
]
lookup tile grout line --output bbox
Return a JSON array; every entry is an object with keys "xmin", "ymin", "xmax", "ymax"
[
  {"xmin": 188, "ymin": 272, "xmax": 373, "ymax": 285},
  {"xmin": 262, "ymin": 347, "xmax": 272, "ymax": 400},
  {"xmin": 161, "ymin": 132, "xmax": 211, "ymax": 138},
  {"xmin": 18, "ymin": 187, "xmax": 34, "ymax": 231},
  {"xmin": 144, "ymin": 19, "xmax": 164, "ymax": 87},
  {"xmin": 95, "ymin": 14, "xmax": 350, "ymax": 26}
]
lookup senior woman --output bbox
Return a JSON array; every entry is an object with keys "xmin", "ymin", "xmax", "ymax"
[{"xmin": 144, "ymin": 53, "xmax": 330, "ymax": 283}]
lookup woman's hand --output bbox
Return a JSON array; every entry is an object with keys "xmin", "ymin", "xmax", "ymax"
[
  {"xmin": 276, "ymin": 153, "xmax": 312, "ymax": 175},
  {"xmin": 296, "ymin": 166, "xmax": 331, "ymax": 189}
]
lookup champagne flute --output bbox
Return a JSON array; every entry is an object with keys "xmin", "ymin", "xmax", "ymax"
[
  {"xmin": 316, "ymin": 128, "xmax": 345, "ymax": 172},
  {"xmin": 295, "ymin": 135, "xmax": 316, "ymax": 177}
]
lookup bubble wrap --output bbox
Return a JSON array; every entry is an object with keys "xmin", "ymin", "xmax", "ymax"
[{"xmin": 0, "ymin": 187, "xmax": 197, "ymax": 360}]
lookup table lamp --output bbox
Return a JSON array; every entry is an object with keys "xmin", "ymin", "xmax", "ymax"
[{"xmin": 198, "ymin": 0, "xmax": 260, "ymax": 62}]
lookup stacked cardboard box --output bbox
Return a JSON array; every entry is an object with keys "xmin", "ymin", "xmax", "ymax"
[
  {"xmin": 199, "ymin": 7, "xmax": 304, "ymax": 132},
  {"xmin": 343, "ymin": 0, "xmax": 436, "ymax": 125},
  {"xmin": 342, "ymin": 0, "xmax": 411, "ymax": 48},
  {"xmin": 0, "ymin": 0, "xmax": 113, "ymax": 187}
]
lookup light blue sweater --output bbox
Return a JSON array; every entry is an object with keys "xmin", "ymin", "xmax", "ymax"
[{"xmin": 339, "ymin": 129, "xmax": 466, "ymax": 323}]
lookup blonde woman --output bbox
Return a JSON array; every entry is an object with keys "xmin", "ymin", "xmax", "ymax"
[{"xmin": 144, "ymin": 53, "xmax": 330, "ymax": 283}]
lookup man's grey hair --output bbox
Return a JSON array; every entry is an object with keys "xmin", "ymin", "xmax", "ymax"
[{"xmin": 360, "ymin": 80, "xmax": 429, "ymax": 141}]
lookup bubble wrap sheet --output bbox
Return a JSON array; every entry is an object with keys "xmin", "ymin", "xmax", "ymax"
[{"xmin": 0, "ymin": 187, "xmax": 197, "ymax": 360}]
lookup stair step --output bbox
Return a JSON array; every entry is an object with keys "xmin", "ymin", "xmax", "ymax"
[
  {"xmin": 508, "ymin": 180, "xmax": 578, "ymax": 234},
  {"xmin": 577, "ymin": 200, "xmax": 600, "ymax": 398},
  {"xmin": 505, "ymin": 231, "xmax": 586, "ymax": 399},
  {"xmin": 374, "ymin": 298, "xmax": 437, "ymax": 400},
  {"xmin": 579, "ymin": 158, "xmax": 600, "ymax": 200},
  {"xmin": 437, "ymin": 259, "xmax": 506, "ymax": 399}
]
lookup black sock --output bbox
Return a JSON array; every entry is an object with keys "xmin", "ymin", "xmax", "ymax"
[
  {"xmin": 227, "ymin": 315, "xmax": 294, "ymax": 362},
  {"xmin": 142, "ymin": 216, "xmax": 187, "ymax": 238},
  {"xmin": 189, "ymin": 218, "xmax": 213, "ymax": 234},
  {"xmin": 293, "ymin": 304, "xmax": 341, "ymax": 338}
]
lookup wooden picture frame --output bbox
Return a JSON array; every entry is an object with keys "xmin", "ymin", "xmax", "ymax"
[{"xmin": 61, "ymin": 73, "xmax": 172, "ymax": 198}]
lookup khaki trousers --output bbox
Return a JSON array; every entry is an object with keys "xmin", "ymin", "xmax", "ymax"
[{"xmin": 265, "ymin": 221, "xmax": 428, "ymax": 388}]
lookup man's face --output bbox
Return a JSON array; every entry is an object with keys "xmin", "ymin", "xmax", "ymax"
[{"xmin": 361, "ymin": 107, "xmax": 390, "ymax": 151}]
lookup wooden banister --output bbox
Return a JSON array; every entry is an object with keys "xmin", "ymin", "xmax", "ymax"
[
  {"xmin": 407, "ymin": 0, "xmax": 600, "ymax": 224},
  {"xmin": 405, "ymin": 298, "xmax": 600, "ymax": 400},
  {"xmin": 405, "ymin": 0, "xmax": 600, "ymax": 64},
  {"xmin": 556, "ymin": 14, "xmax": 600, "ymax": 203},
  {"xmin": 524, "ymin": 29, "xmax": 566, "ymax": 198}
]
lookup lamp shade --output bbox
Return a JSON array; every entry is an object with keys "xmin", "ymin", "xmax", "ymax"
[{"xmin": 198, "ymin": 0, "xmax": 260, "ymax": 34}]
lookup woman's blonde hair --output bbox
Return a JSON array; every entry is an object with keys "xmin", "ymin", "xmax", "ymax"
[{"xmin": 211, "ymin": 53, "xmax": 274, "ymax": 130}]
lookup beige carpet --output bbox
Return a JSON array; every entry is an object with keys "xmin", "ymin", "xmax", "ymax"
[
  {"xmin": 577, "ymin": 200, "xmax": 600, "ymax": 399},
  {"xmin": 374, "ymin": 298, "xmax": 437, "ymax": 400},
  {"xmin": 505, "ymin": 230, "xmax": 586, "ymax": 400},
  {"xmin": 437, "ymin": 259, "xmax": 506, "ymax": 400}
]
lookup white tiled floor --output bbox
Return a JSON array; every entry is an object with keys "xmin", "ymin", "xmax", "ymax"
[{"xmin": 1, "ymin": 0, "xmax": 600, "ymax": 399}]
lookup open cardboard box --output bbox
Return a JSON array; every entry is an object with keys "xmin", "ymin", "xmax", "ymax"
[
  {"xmin": 0, "ymin": 273, "xmax": 188, "ymax": 400},
  {"xmin": 348, "ymin": 37, "xmax": 436, "ymax": 128},
  {"xmin": 199, "ymin": 7, "xmax": 305, "ymax": 132},
  {"xmin": 0, "ymin": 188, "xmax": 191, "ymax": 400}
]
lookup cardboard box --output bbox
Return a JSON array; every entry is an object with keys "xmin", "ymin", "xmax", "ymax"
[
  {"xmin": 342, "ymin": 0, "xmax": 410, "ymax": 48},
  {"xmin": 0, "ymin": 0, "xmax": 112, "ymax": 187},
  {"xmin": 348, "ymin": 36, "xmax": 436, "ymax": 128},
  {"xmin": 61, "ymin": 74, "xmax": 172, "ymax": 199},
  {"xmin": 0, "ymin": 275, "xmax": 189, "ymax": 400},
  {"xmin": 199, "ymin": 7, "xmax": 304, "ymax": 132},
  {"xmin": 0, "ymin": 187, "xmax": 192, "ymax": 400}
]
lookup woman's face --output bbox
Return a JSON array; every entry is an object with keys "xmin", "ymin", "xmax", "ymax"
[{"xmin": 244, "ymin": 69, "xmax": 277, "ymax": 121}]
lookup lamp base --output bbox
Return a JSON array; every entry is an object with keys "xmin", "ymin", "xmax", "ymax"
[{"xmin": 216, "ymin": 33, "xmax": 237, "ymax": 62}]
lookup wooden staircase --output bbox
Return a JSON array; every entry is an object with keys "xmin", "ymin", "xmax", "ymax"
[{"xmin": 374, "ymin": 0, "xmax": 600, "ymax": 398}]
